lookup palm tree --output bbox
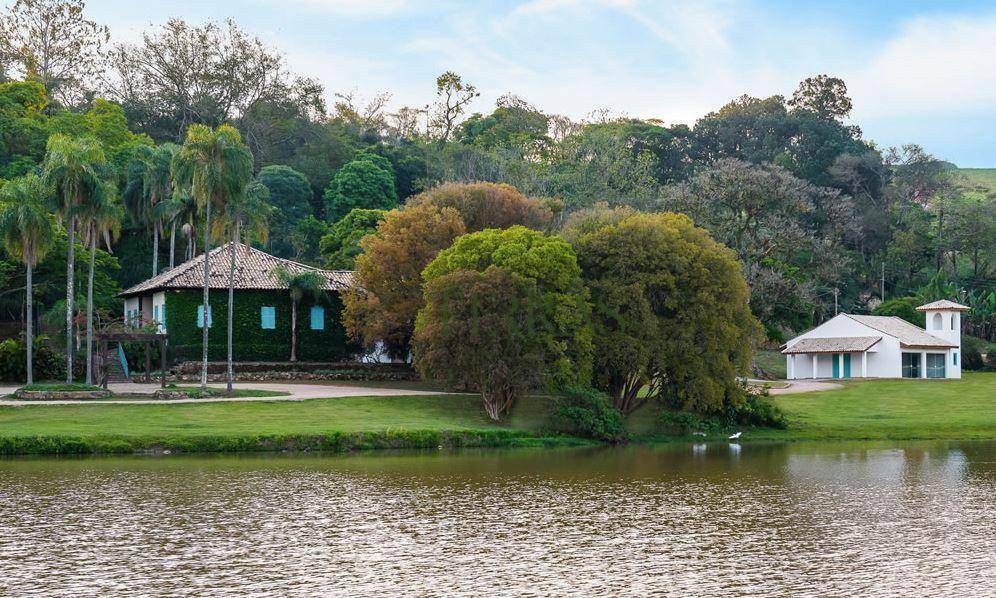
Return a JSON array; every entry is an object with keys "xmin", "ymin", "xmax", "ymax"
[
  {"xmin": 43, "ymin": 134, "xmax": 108, "ymax": 383},
  {"xmin": 171, "ymin": 124, "xmax": 253, "ymax": 389},
  {"xmin": 215, "ymin": 181, "xmax": 272, "ymax": 393},
  {"xmin": 127, "ymin": 144, "xmax": 178, "ymax": 277},
  {"xmin": 0, "ymin": 175, "xmax": 56, "ymax": 385},
  {"xmin": 274, "ymin": 266, "xmax": 325, "ymax": 363},
  {"xmin": 153, "ymin": 187, "xmax": 198, "ymax": 270},
  {"xmin": 79, "ymin": 184, "xmax": 123, "ymax": 385}
]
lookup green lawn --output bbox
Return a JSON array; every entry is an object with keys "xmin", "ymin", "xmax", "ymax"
[
  {"xmin": 0, "ymin": 373, "xmax": 993, "ymax": 454},
  {"xmin": 761, "ymin": 372, "xmax": 996, "ymax": 440}
]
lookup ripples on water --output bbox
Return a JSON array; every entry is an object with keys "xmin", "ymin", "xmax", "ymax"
[{"xmin": 1, "ymin": 441, "xmax": 995, "ymax": 596}]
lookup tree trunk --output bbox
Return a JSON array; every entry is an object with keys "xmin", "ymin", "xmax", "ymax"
[
  {"xmin": 226, "ymin": 224, "xmax": 239, "ymax": 395},
  {"xmin": 85, "ymin": 232, "xmax": 96, "ymax": 385},
  {"xmin": 201, "ymin": 201, "xmax": 211, "ymax": 389},
  {"xmin": 26, "ymin": 262, "xmax": 33, "ymax": 386},
  {"xmin": 152, "ymin": 221, "xmax": 159, "ymax": 277},
  {"xmin": 290, "ymin": 299, "xmax": 298, "ymax": 362},
  {"xmin": 65, "ymin": 217, "xmax": 75, "ymax": 383},
  {"xmin": 169, "ymin": 219, "xmax": 177, "ymax": 270}
]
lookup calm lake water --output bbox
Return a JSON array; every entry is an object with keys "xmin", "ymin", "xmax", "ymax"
[{"xmin": 2, "ymin": 441, "xmax": 995, "ymax": 596}]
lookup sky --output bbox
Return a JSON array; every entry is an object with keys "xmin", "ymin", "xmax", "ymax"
[{"xmin": 74, "ymin": 0, "xmax": 996, "ymax": 166}]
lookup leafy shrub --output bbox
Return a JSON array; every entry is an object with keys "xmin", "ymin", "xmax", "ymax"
[
  {"xmin": 551, "ymin": 386, "xmax": 626, "ymax": 442},
  {"xmin": 0, "ymin": 337, "xmax": 64, "ymax": 382},
  {"xmin": 658, "ymin": 386, "xmax": 787, "ymax": 434},
  {"xmin": 962, "ymin": 336, "xmax": 987, "ymax": 371},
  {"xmin": 728, "ymin": 389, "xmax": 788, "ymax": 429}
]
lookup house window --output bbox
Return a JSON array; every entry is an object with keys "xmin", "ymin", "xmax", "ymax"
[
  {"xmin": 260, "ymin": 306, "xmax": 276, "ymax": 329},
  {"xmin": 901, "ymin": 352, "xmax": 920, "ymax": 378},
  {"xmin": 161, "ymin": 305, "xmax": 166, "ymax": 330},
  {"xmin": 953, "ymin": 351, "xmax": 958, "ymax": 366},
  {"xmin": 951, "ymin": 315, "xmax": 957, "ymax": 330},
  {"xmin": 153, "ymin": 305, "xmax": 159, "ymax": 323},
  {"xmin": 197, "ymin": 305, "xmax": 212, "ymax": 328},
  {"xmin": 310, "ymin": 305, "xmax": 325, "ymax": 330},
  {"xmin": 926, "ymin": 353, "xmax": 946, "ymax": 379}
]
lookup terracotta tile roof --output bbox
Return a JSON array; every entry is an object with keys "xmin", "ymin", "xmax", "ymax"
[
  {"xmin": 916, "ymin": 299, "xmax": 970, "ymax": 312},
  {"xmin": 846, "ymin": 315, "xmax": 955, "ymax": 348},
  {"xmin": 782, "ymin": 336, "xmax": 882, "ymax": 354},
  {"xmin": 119, "ymin": 242, "xmax": 354, "ymax": 297}
]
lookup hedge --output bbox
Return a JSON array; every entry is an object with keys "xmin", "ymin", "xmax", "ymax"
[{"xmin": 165, "ymin": 289, "xmax": 359, "ymax": 362}]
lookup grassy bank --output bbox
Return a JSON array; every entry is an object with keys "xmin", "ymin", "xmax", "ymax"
[{"xmin": 0, "ymin": 373, "xmax": 993, "ymax": 455}]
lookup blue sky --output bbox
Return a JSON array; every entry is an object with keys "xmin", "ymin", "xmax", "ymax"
[{"xmin": 80, "ymin": 0, "xmax": 996, "ymax": 166}]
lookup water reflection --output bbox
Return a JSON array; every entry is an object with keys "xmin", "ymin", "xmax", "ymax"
[{"xmin": 1, "ymin": 441, "xmax": 994, "ymax": 596}]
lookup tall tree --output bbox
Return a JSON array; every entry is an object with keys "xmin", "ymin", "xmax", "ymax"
[
  {"xmin": 431, "ymin": 71, "xmax": 478, "ymax": 146},
  {"xmin": 171, "ymin": 124, "xmax": 253, "ymax": 388},
  {"xmin": 0, "ymin": 0, "xmax": 109, "ymax": 105},
  {"xmin": 789, "ymin": 75, "xmax": 853, "ymax": 121},
  {"xmin": 274, "ymin": 267, "xmax": 324, "ymax": 363},
  {"xmin": 323, "ymin": 157, "xmax": 397, "ymax": 222},
  {"xmin": 0, "ymin": 173, "xmax": 55, "ymax": 384},
  {"xmin": 79, "ymin": 181, "xmax": 121, "ymax": 385},
  {"xmin": 126, "ymin": 143, "xmax": 178, "ymax": 277},
  {"xmin": 42, "ymin": 133, "xmax": 107, "ymax": 383},
  {"xmin": 214, "ymin": 180, "xmax": 271, "ymax": 393},
  {"xmin": 255, "ymin": 164, "xmax": 312, "ymax": 258}
]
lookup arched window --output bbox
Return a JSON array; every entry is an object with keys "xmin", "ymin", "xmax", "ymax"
[
  {"xmin": 932, "ymin": 313, "xmax": 942, "ymax": 330},
  {"xmin": 951, "ymin": 314, "xmax": 957, "ymax": 330}
]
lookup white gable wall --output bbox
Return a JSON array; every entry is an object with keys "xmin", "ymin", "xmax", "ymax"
[{"xmin": 785, "ymin": 314, "xmax": 902, "ymax": 379}]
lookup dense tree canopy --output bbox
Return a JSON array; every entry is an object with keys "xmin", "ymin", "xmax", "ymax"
[
  {"xmin": 256, "ymin": 165, "xmax": 312, "ymax": 258},
  {"xmin": 319, "ymin": 208, "xmax": 385, "ymax": 269},
  {"xmin": 323, "ymin": 156, "xmax": 397, "ymax": 222},
  {"xmin": 574, "ymin": 213, "xmax": 761, "ymax": 414},
  {"xmin": 416, "ymin": 226, "xmax": 593, "ymax": 419}
]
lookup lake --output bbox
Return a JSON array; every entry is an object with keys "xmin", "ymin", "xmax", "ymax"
[{"xmin": 2, "ymin": 441, "xmax": 995, "ymax": 596}]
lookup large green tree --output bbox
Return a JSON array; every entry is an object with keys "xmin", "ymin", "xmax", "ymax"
[
  {"xmin": 574, "ymin": 213, "xmax": 761, "ymax": 414},
  {"xmin": 42, "ymin": 133, "xmax": 107, "ymax": 382},
  {"xmin": 416, "ymin": 226, "xmax": 593, "ymax": 420},
  {"xmin": 0, "ymin": 173, "xmax": 55, "ymax": 384},
  {"xmin": 171, "ymin": 123, "xmax": 253, "ymax": 388},
  {"xmin": 323, "ymin": 157, "xmax": 397, "ymax": 222},
  {"xmin": 256, "ymin": 165, "xmax": 312, "ymax": 258}
]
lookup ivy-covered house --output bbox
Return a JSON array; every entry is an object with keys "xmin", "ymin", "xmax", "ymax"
[{"xmin": 119, "ymin": 242, "xmax": 357, "ymax": 362}]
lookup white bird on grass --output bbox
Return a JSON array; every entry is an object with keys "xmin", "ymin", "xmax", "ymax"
[{"xmin": 728, "ymin": 432, "xmax": 742, "ymax": 440}]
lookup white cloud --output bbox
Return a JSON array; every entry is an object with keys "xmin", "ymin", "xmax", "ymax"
[{"xmin": 848, "ymin": 14, "xmax": 996, "ymax": 119}]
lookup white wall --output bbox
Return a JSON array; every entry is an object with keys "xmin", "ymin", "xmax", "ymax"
[
  {"xmin": 124, "ymin": 297, "xmax": 140, "ymax": 325},
  {"xmin": 923, "ymin": 310, "xmax": 962, "ymax": 379},
  {"xmin": 784, "ymin": 314, "xmax": 901, "ymax": 379}
]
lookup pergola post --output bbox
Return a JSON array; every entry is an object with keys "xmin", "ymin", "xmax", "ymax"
[
  {"xmin": 160, "ymin": 336, "xmax": 167, "ymax": 389},
  {"xmin": 145, "ymin": 342, "xmax": 152, "ymax": 383},
  {"xmin": 812, "ymin": 354, "xmax": 818, "ymax": 379},
  {"xmin": 861, "ymin": 352, "xmax": 867, "ymax": 378}
]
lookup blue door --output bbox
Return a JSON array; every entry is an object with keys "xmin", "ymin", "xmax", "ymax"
[
  {"xmin": 832, "ymin": 353, "xmax": 839, "ymax": 378},
  {"xmin": 843, "ymin": 354, "xmax": 851, "ymax": 378}
]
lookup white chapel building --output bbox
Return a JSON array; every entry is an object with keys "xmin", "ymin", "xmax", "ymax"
[{"xmin": 782, "ymin": 300, "xmax": 968, "ymax": 380}]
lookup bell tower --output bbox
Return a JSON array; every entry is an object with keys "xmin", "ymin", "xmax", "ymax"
[{"xmin": 917, "ymin": 299, "xmax": 969, "ymax": 377}]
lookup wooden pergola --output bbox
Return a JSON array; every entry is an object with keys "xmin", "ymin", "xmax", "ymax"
[{"xmin": 94, "ymin": 331, "xmax": 169, "ymax": 389}]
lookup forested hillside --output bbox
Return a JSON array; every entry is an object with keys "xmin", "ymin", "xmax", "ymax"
[{"xmin": 1, "ymin": 0, "xmax": 994, "ymax": 346}]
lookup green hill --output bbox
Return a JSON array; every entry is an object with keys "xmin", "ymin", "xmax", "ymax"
[{"xmin": 954, "ymin": 168, "xmax": 996, "ymax": 192}]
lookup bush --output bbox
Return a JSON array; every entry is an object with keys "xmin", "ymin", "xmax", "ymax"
[
  {"xmin": 962, "ymin": 336, "xmax": 987, "ymax": 371},
  {"xmin": 658, "ymin": 386, "xmax": 787, "ymax": 434},
  {"xmin": 551, "ymin": 386, "xmax": 626, "ymax": 442},
  {"xmin": 0, "ymin": 337, "xmax": 64, "ymax": 382},
  {"xmin": 728, "ymin": 389, "xmax": 787, "ymax": 429}
]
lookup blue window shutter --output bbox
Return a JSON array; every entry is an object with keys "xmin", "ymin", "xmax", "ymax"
[
  {"xmin": 953, "ymin": 352, "xmax": 958, "ymax": 366},
  {"xmin": 261, "ymin": 306, "xmax": 276, "ymax": 329},
  {"xmin": 198, "ymin": 305, "xmax": 212, "ymax": 328},
  {"xmin": 161, "ymin": 305, "xmax": 166, "ymax": 329},
  {"xmin": 310, "ymin": 305, "xmax": 325, "ymax": 330},
  {"xmin": 154, "ymin": 305, "xmax": 159, "ymax": 322}
]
